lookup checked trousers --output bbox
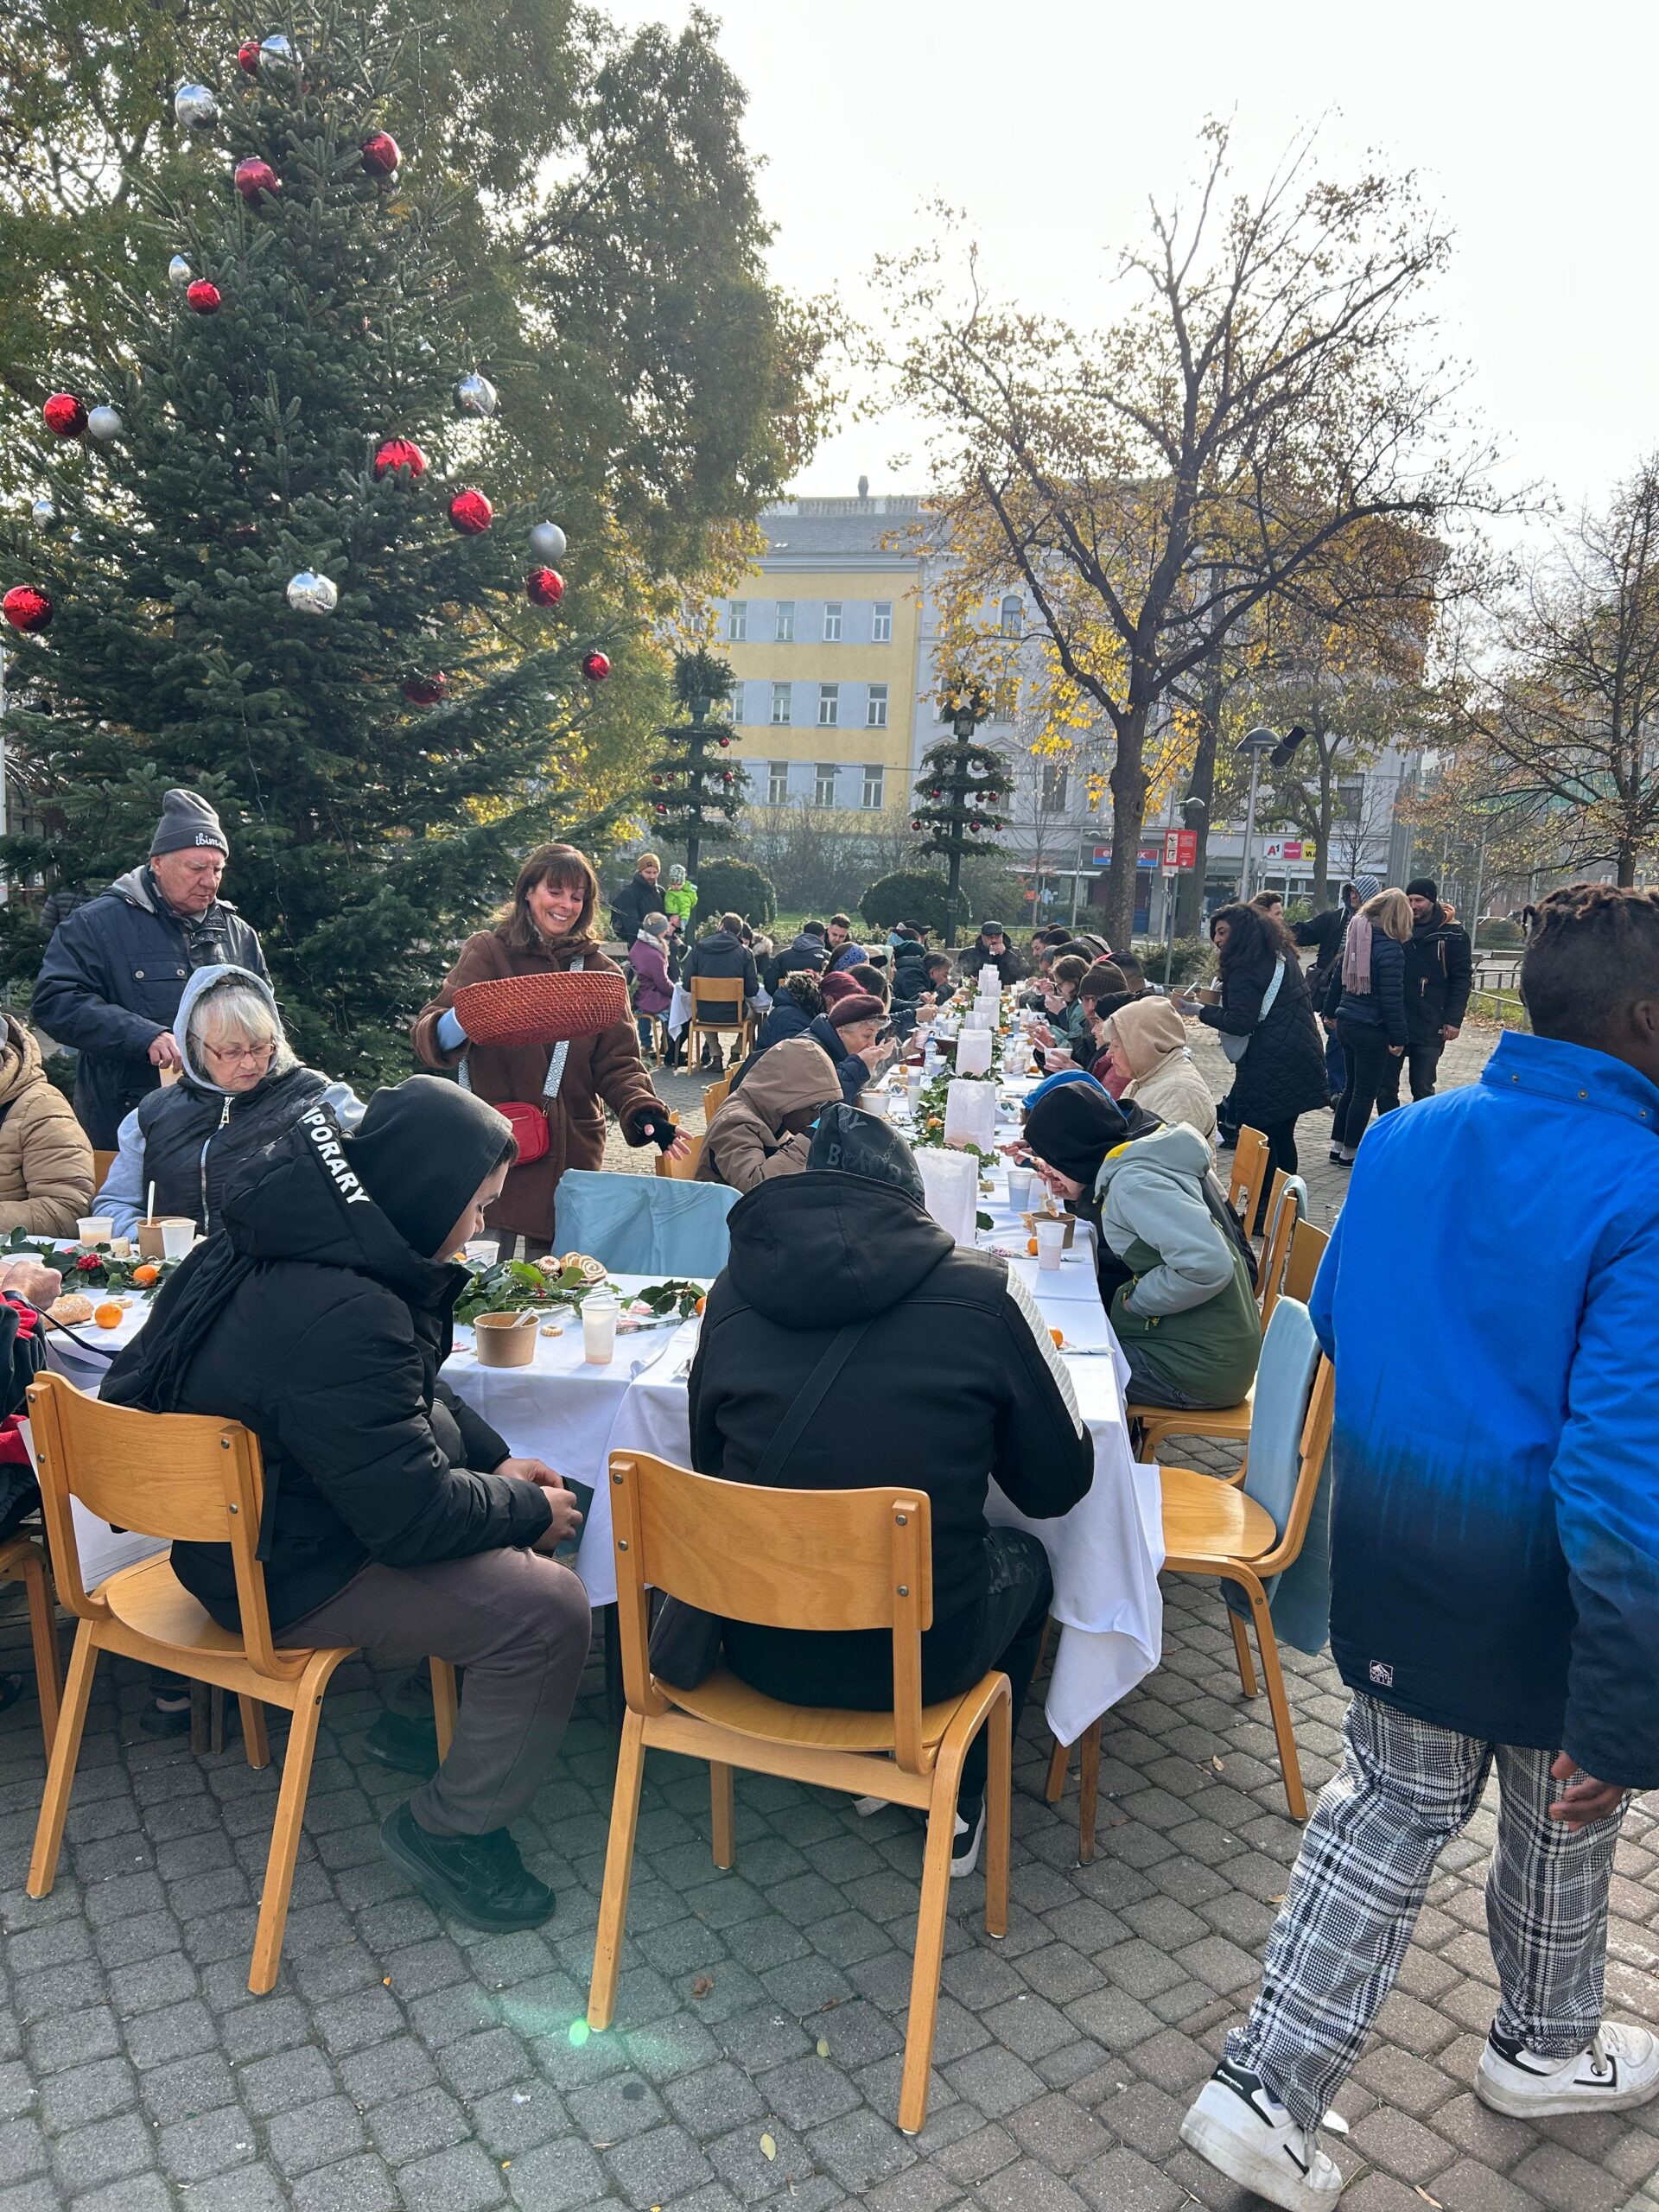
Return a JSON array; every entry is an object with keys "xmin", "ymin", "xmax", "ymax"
[{"xmin": 1228, "ymin": 1695, "xmax": 1624, "ymax": 2130}]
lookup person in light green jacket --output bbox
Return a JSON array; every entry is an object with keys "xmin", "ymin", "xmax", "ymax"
[{"xmin": 663, "ymin": 864, "xmax": 698, "ymax": 928}]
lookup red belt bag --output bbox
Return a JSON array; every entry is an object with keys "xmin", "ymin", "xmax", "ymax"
[
  {"xmin": 493, "ymin": 1101, "xmax": 550, "ymax": 1164},
  {"xmin": 455, "ymin": 956, "xmax": 619, "ymax": 1166}
]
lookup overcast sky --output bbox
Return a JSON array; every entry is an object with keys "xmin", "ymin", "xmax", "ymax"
[{"xmin": 613, "ymin": 0, "xmax": 1653, "ymax": 527}]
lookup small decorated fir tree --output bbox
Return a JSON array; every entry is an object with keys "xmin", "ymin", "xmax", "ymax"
[
  {"xmin": 910, "ymin": 678, "xmax": 1011, "ymax": 946},
  {"xmin": 641, "ymin": 646, "xmax": 747, "ymax": 879}
]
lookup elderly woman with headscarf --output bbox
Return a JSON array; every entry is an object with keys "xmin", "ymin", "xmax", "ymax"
[
  {"xmin": 1024, "ymin": 1081, "xmax": 1258, "ymax": 1411},
  {"xmin": 1104, "ymin": 998, "xmax": 1218, "ymax": 1157}
]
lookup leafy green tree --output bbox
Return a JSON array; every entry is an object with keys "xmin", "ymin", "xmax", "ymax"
[{"xmin": 693, "ymin": 856, "xmax": 774, "ymax": 927}]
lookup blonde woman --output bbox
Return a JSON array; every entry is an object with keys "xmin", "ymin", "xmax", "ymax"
[{"xmin": 1325, "ymin": 886, "xmax": 1413, "ymax": 1163}]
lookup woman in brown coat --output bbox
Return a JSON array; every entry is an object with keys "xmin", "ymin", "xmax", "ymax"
[
  {"xmin": 413, "ymin": 845, "xmax": 683, "ymax": 1255},
  {"xmin": 0, "ymin": 1017, "xmax": 93, "ymax": 1236}
]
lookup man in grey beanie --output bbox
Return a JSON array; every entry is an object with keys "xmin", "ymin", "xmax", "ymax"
[{"xmin": 34, "ymin": 788, "xmax": 268, "ymax": 1147}]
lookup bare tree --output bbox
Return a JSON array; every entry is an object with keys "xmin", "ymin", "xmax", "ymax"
[{"xmin": 874, "ymin": 121, "xmax": 1504, "ymax": 944}]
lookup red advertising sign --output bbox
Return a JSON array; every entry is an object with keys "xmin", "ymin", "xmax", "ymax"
[{"xmin": 1163, "ymin": 829, "xmax": 1199, "ymax": 871}]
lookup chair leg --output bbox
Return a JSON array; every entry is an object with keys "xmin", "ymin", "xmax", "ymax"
[
  {"xmin": 709, "ymin": 1763, "xmax": 734, "ymax": 1871},
  {"xmin": 1032, "ymin": 1615, "xmax": 1052, "ymax": 1681},
  {"xmin": 17, "ymin": 1548, "xmax": 62, "ymax": 1751},
  {"xmin": 1077, "ymin": 1717, "xmax": 1103, "ymax": 1864},
  {"xmin": 1044, "ymin": 1734, "xmax": 1069, "ymax": 1805},
  {"xmin": 248, "ymin": 1674, "xmax": 327, "ymax": 1994},
  {"xmin": 1228, "ymin": 1607, "xmax": 1259, "ymax": 1698},
  {"xmin": 238, "ymin": 1696, "xmax": 270, "ymax": 1770},
  {"xmin": 430, "ymin": 1660, "xmax": 458, "ymax": 1762},
  {"xmin": 190, "ymin": 1680, "xmax": 212, "ymax": 1755},
  {"xmin": 588, "ymin": 1708, "xmax": 647, "ymax": 2031},
  {"xmin": 1246, "ymin": 1586, "xmax": 1307, "ymax": 1822},
  {"xmin": 27, "ymin": 1622, "xmax": 99, "ymax": 1898},
  {"xmin": 899, "ymin": 1758, "xmax": 963, "ymax": 2134},
  {"xmin": 983, "ymin": 1689, "xmax": 1011, "ymax": 1941},
  {"xmin": 601, "ymin": 1605, "xmax": 626, "ymax": 1732}
]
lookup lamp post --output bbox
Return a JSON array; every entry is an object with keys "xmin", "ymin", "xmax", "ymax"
[{"xmin": 1235, "ymin": 725, "xmax": 1280, "ymax": 903}]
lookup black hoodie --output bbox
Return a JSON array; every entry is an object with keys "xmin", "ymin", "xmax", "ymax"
[
  {"xmin": 103, "ymin": 1087, "xmax": 550, "ymax": 1630},
  {"xmin": 689, "ymin": 1169, "xmax": 1092, "ymax": 1702}
]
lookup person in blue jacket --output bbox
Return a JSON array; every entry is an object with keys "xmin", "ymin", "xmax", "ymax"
[{"xmin": 1183, "ymin": 880, "xmax": 1659, "ymax": 2211}]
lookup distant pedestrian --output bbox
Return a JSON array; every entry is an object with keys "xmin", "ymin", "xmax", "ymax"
[
  {"xmin": 1293, "ymin": 877, "xmax": 1379, "ymax": 1130},
  {"xmin": 1186, "ymin": 901, "xmax": 1326, "ymax": 1220},
  {"xmin": 1325, "ymin": 887, "xmax": 1411, "ymax": 1165},
  {"xmin": 1400, "ymin": 877, "xmax": 1472, "ymax": 1100}
]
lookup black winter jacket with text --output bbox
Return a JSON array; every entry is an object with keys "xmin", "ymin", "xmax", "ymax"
[{"xmin": 1403, "ymin": 908, "xmax": 1472, "ymax": 1042}]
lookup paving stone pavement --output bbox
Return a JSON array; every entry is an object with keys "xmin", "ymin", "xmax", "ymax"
[{"xmin": 4, "ymin": 1014, "xmax": 1656, "ymax": 2212}]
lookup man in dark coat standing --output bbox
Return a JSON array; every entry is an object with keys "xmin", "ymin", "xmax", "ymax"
[
  {"xmin": 33, "ymin": 790, "xmax": 267, "ymax": 1147},
  {"xmin": 685, "ymin": 912, "xmax": 762, "ymax": 1071},
  {"xmin": 1401, "ymin": 877, "xmax": 1473, "ymax": 1101}
]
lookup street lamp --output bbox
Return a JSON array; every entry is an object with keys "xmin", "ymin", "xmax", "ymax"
[{"xmin": 1234, "ymin": 726, "xmax": 1280, "ymax": 903}]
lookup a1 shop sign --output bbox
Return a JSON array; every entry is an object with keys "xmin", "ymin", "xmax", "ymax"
[{"xmin": 1262, "ymin": 838, "xmax": 1309, "ymax": 861}]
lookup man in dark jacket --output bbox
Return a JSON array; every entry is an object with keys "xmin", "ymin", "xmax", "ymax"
[
  {"xmin": 690, "ymin": 1105, "xmax": 1093, "ymax": 1872},
  {"xmin": 890, "ymin": 936, "xmax": 933, "ymax": 1005},
  {"xmin": 959, "ymin": 922, "xmax": 1021, "ymax": 986},
  {"xmin": 33, "ymin": 789, "xmax": 268, "ymax": 1147},
  {"xmin": 1402, "ymin": 877, "xmax": 1472, "ymax": 1100},
  {"xmin": 823, "ymin": 912, "xmax": 868, "ymax": 973},
  {"xmin": 685, "ymin": 912, "xmax": 761, "ymax": 1071},
  {"xmin": 763, "ymin": 921, "xmax": 829, "ymax": 994},
  {"xmin": 1183, "ymin": 881, "xmax": 1659, "ymax": 2211},
  {"xmin": 1293, "ymin": 876, "xmax": 1380, "ymax": 1117},
  {"xmin": 608, "ymin": 852, "xmax": 663, "ymax": 947},
  {"xmin": 102, "ymin": 1077, "xmax": 590, "ymax": 1934}
]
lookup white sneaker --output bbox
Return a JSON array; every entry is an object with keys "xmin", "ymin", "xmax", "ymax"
[
  {"xmin": 1180, "ymin": 2061, "xmax": 1344, "ymax": 2212},
  {"xmin": 950, "ymin": 1801, "xmax": 985, "ymax": 1878},
  {"xmin": 1475, "ymin": 2024, "xmax": 1659, "ymax": 2118},
  {"xmin": 853, "ymin": 1796, "xmax": 887, "ymax": 1817}
]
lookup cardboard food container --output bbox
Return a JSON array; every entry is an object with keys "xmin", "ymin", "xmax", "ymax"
[
  {"xmin": 136, "ymin": 1216, "xmax": 194, "ymax": 1262},
  {"xmin": 474, "ymin": 1311, "xmax": 540, "ymax": 1368},
  {"xmin": 1021, "ymin": 1208, "xmax": 1077, "ymax": 1249},
  {"xmin": 1193, "ymin": 984, "xmax": 1222, "ymax": 1006}
]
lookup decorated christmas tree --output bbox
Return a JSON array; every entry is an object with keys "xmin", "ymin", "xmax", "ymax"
[
  {"xmin": 0, "ymin": 18, "xmax": 622, "ymax": 1083},
  {"xmin": 910, "ymin": 678, "xmax": 1011, "ymax": 946},
  {"xmin": 641, "ymin": 646, "xmax": 747, "ymax": 879}
]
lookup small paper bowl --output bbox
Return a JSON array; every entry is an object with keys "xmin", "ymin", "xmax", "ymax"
[
  {"xmin": 474, "ymin": 1311, "xmax": 539, "ymax": 1368},
  {"xmin": 1022, "ymin": 1211, "xmax": 1077, "ymax": 1249}
]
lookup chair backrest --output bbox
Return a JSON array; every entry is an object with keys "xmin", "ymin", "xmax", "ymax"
[
  {"xmin": 1257, "ymin": 1173, "xmax": 1307, "ymax": 1326},
  {"xmin": 609, "ymin": 1452, "xmax": 937, "ymax": 1769},
  {"xmin": 26, "ymin": 1371, "xmax": 298, "ymax": 1678},
  {"xmin": 690, "ymin": 976, "xmax": 745, "ymax": 1016},
  {"xmin": 1240, "ymin": 1300, "xmax": 1335, "ymax": 1573},
  {"xmin": 1281, "ymin": 1218, "xmax": 1329, "ymax": 1310},
  {"xmin": 92, "ymin": 1147, "xmax": 118, "ymax": 1192},
  {"xmin": 1227, "ymin": 1126, "xmax": 1271, "ymax": 1236},
  {"xmin": 556, "ymin": 1167, "xmax": 736, "ymax": 1274},
  {"xmin": 655, "ymin": 1129, "xmax": 705, "ymax": 1181},
  {"xmin": 702, "ymin": 1076, "xmax": 733, "ymax": 1122}
]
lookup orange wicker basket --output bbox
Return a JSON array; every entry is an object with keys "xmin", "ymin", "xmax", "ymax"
[{"xmin": 454, "ymin": 969, "xmax": 629, "ymax": 1050}]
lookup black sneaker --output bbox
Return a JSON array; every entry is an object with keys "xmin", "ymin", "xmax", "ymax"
[
  {"xmin": 379, "ymin": 1803, "xmax": 556, "ymax": 1931},
  {"xmin": 363, "ymin": 1708, "xmax": 441, "ymax": 1777}
]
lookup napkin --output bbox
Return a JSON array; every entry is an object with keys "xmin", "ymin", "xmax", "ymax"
[{"xmin": 914, "ymin": 1146, "xmax": 979, "ymax": 1246}]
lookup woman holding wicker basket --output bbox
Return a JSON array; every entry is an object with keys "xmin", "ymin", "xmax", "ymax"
[{"xmin": 414, "ymin": 845, "xmax": 687, "ymax": 1256}]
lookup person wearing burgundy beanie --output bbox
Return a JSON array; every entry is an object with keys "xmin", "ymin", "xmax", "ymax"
[{"xmin": 807, "ymin": 990, "xmax": 893, "ymax": 1103}]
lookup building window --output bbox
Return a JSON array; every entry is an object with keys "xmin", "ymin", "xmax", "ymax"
[
  {"xmin": 770, "ymin": 681, "xmax": 791, "ymax": 726},
  {"xmin": 1040, "ymin": 761, "xmax": 1069, "ymax": 811},
  {"xmin": 817, "ymin": 683, "xmax": 840, "ymax": 727},
  {"xmin": 1000, "ymin": 594, "xmax": 1023, "ymax": 638},
  {"xmin": 1335, "ymin": 778, "xmax": 1363, "ymax": 822},
  {"xmin": 728, "ymin": 601, "xmax": 747, "ymax": 642},
  {"xmin": 861, "ymin": 764, "xmax": 885, "ymax": 810},
  {"xmin": 768, "ymin": 760, "xmax": 790, "ymax": 804},
  {"xmin": 728, "ymin": 683, "xmax": 744, "ymax": 725},
  {"xmin": 866, "ymin": 683, "xmax": 889, "ymax": 729},
  {"xmin": 823, "ymin": 601, "xmax": 842, "ymax": 642},
  {"xmin": 775, "ymin": 601, "xmax": 795, "ymax": 643},
  {"xmin": 815, "ymin": 763, "xmax": 838, "ymax": 808},
  {"xmin": 872, "ymin": 601, "xmax": 893, "ymax": 643}
]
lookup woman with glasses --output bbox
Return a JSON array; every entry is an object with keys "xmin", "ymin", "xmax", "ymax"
[{"xmin": 94, "ymin": 965, "xmax": 363, "ymax": 1239}]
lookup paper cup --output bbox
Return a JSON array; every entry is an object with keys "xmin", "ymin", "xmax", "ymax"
[
  {"xmin": 464, "ymin": 1238, "xmax": 499, "ymax": 1267},
  {"xmin": 1006, "ymin": 1166, "xmax": 1035, "ymax": 1210},
  {"xmin": 582, "ymin": 1294, "xmax": 620, "ymax": 1365},
  {"xmin": 76, "ymin": 1216, "xmax": 114, "ymax": 1245},
  {"xmin": 1036, "ymin": 1218, "xmax": 1067, "ymax": 1272},
  {"xmin": 137, "ymin": 1217, "xmax": 194, "ymax": 1262},
  {"xmin": 160, "ymin": 1220, "xmax": 195, "ymax": 1262},
  {"xmin": 475, "ymin": 1311, "xmax": 538, "ymax": 1368},
  {"xmin": 858, "ymin": 1088, "xmax": 889, "ymax": 1119}
]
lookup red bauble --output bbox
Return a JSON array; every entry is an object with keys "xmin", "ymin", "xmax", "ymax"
[
  {"xmin": 360, "ymin": 131, "xmax": 400, "ymax": 176},
  {"xmin": 3, "ymin": 586, "xmax": 53, "ymax": 634},
  {"xmin": 42, "ymin": 392, "xmax": 87, "ymax": 438},
  {"xmin": 448, "ymin": 487, "xmax": 492, "ymax": 534},
  {"xmin": 654, "ymin": 803, "xmax": 666, "ymax": 815},
  {"xmin": 234, "ymin": 157, "xmax": 280, "ymax": 200},
  {"xmin": 581, "ymin": 649, "xmax": 611, "ymax": 683},
  {"xmin": 401, "ymin": 671, "xmax": 447, "ymax": 706},
  {"xmin": 374, "ymin": 437, "xmax": 427, "ymax": 479},
  {"xmin": 525, "ymin": 566, "xmax": 565, "ymax": 606},
  {"xmin": 717, "ymin": 734, "xmax": 731, "ymax": 748},
  {"xmin": 237, "ymin": 38, "xmax": 261, "ymax": 72},
  {"xmin": 186, "ymin": 279, "xmax": 222, "ymax": 315}
]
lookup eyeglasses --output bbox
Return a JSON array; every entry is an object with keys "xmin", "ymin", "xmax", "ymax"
[{"xmin": 202, "ymin": 1039, "xmax": 274, "ymax": 1067}]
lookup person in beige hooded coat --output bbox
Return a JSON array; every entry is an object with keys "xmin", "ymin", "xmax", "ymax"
[
  {"xmin": 1106, "ymin": 997, "xmax": 1219, "ymax": 1159},
  {"xmin": 696, "ymin": 1037, "xmax": 842, "ymax": 1193},
  {"xmin": 0, "ymin": 1016, "xmax": 95, "ymax": 1236}
]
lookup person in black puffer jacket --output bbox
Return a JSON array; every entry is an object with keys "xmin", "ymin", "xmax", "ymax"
[
  {"xmin": 763, "ymin": 922, "xmax": 830, "ymax": 994},
  {"xmin": 690, "ymin": 1105, "xmax": 1093, "ymax": 1872},
  {"xmin": 1191, "ymin": 902, "xmax": 1327, "ymax": 1224},
  {"xmin": 1324, "ymin": 886, "xmax": 1411, "ymax": 1163},
  {"xmin": 102, "ymin": 1078, "xmax": 591, "ymax": 1936},
  {"xmin": 1402, "ymin": 877, "xmax": 1473, "ymax": 1100},
  {"xmin": 728, "ymin": 971, "xmax": 824, "ymax": 1095}
]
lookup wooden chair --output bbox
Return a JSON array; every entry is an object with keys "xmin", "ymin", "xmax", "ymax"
[
  {"xmin": 640, "ymin": 1014, "xmax": 670, "ymax": 1066},
  {"xmin": 685, "ymin": 978, "xmax": 751, "ymax": 1070},
  {"xmin": 1281, "ymin": 1218, "xmax": 1330, "ymax": 1310},
  {"xmin": 589, "ymin": 1453, "xmax": 1012, "ymax": 2136},
  {"xmin": 702, "ymin": 1075, "xmax": 733, "ymax": 1124},
  {"xmin": 24, "ymin": 1373, "xmax": 456, "ymax": 1994},
  {"xmin": 0, "ymin": 1530, "xmax": 63, "ymax": 1752},
  {"xmin": 653, "ymin": 1126, "xmax": 705, "ymax": 1181},
  {"xmin": 91, "ymin": 1148, "xmax": 118, "ymax": 1193},
  {"xmin": 1255, "ymin": 1173, "xmax": 1307, "ymax": 1329},
  {"xmin": 1227, "ymin": 1125, "xmax": 1272, "ymax": 1242}
]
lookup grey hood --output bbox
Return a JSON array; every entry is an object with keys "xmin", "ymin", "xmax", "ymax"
[
  {"xmin": 174, "ymin": 963, "xmax": 283, "ymax": 1094},
  {"xmin": 1092, "ymin": 1121, "xmax": 1237, "ymax": 1317}
]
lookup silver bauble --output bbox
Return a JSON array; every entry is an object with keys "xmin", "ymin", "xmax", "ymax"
[
  {"xmin": 173, "ymin": 82, "xmax": 219, "ymax": 131},
  {"xmin": 259, "ymin": 34, "xmax": 299, "ymax": 73},
  {"xmin": 30, "ymin": 498, "xmax": 57, "ymax": 530},
  {"xmin": 86, "ymin": 406, "xmax": 124, "ymax": 442},
  {"xmin": 529, "ymin": 522, "xmax": 567, "ymax": 563},
  {"xmin": 286, "ymin": 569, "xmax": 338, "ymax": 616},
  {"xmin": 168, "ymin": 254, "xmax": 194, "ymax": 289},
  {"xmin": 454, "ymin": 372, "xmax": 499, "ymax": 418}
]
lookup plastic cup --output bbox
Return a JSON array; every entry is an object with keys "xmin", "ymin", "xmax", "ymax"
[
  {"xmin": 464, "ymin": 1238, "xmax": 499, "ymax": 1267},
  {"xmin": 1007, "ymin": 1166, "xmax": 1035, "ymax": 1211},
  {"xmin": 76, "ymin": 1216, "xmax": 114, "ymax": 1245},
  {"xmin": 160, "ymin": 1219, "xmax": 195, "ymax": 1262},
  {"xmin": 582, "ymin": 1294, "xmax": 620, "ymax": 1365},
  {"xmin": 906, "ymin": 1071, "xmax": 924, "ymax": 1111},
  {"xmin": 1036, "ymin": 1218, "xmax": 1066, "ymax": 1272}
]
